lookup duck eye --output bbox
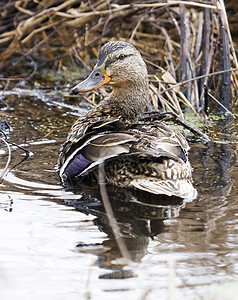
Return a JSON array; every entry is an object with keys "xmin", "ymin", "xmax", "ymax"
[{"xmin": 118, "ymin": 54, "xmax": 126, "ymax": 60}]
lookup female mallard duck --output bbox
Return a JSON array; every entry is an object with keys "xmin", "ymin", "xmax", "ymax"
[{"xmin": 58, "ymin": 41, "xmax": 197, "ymax": 200}]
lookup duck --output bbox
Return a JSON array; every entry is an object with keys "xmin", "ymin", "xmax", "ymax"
[{"xmin": 58, "ymin": 41, "xmax": 197, "ymax": 200}]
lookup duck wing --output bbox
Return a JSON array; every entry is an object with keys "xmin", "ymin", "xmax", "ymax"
[
  {"xmin": 121, "ymin": 124, "xmax": 196, "ymax": 199},
  {"xmin": 59, "ymin": 132, "xmax": 136, "ymax": 179},
  {"xmin": 130, "ymin": 123, "xmax": 189, "ymax": 162},
  {"xmin": 58, "ymin": 110, "xmax": 132, "ymax": 179}
]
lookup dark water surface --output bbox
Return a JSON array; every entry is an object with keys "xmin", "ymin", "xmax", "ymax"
[{"xmin": 0, "ymin": 90, "xmax": 238, "ymax": 300}]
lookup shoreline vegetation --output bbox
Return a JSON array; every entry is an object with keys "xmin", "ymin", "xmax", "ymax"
[{"xmin": 0, "ymin": 0, "xmax": 237, "ymax": 117}]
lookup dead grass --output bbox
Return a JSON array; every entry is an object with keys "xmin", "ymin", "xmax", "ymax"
[{"xmin": 0, "ymin": 0, "xmax": 237, "ymax": 115}]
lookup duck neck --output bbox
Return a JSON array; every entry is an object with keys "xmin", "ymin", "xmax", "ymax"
[{"xmin": 108, "ymin": 78, "xmax": 149, "ymax": 123}]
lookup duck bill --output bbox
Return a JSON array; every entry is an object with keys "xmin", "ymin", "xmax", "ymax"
[{"xmin": 72, "ymin": 69, "xmax": 111, "ymax": 94}]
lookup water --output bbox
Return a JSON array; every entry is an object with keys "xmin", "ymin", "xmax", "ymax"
[{"xmin": 0, "ymin": 90, "xmax": 238, "ymax": 300}]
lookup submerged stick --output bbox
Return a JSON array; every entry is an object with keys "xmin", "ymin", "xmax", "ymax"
[
  {"xmin": 98, "ymin": 163, "xmax": 131, "ymax": 261},
  {"xmin": 0, "ymin": 138, "xmax": 11, "ymax": 181}
]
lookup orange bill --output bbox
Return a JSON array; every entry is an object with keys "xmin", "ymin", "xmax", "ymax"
[{"xmin": 72, "ymin": 69, "xmax": 111, "ymax": 94}]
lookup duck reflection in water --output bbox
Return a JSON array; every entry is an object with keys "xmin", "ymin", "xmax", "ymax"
[{"xmin": 63, "ymin": 183, "xmax": 190, "ymax": 280}]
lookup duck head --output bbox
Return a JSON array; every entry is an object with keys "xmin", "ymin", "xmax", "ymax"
[
  {"xmin": 72, "ymin": 41, "xmax": 148, "ymax": 92},
  {"xmin": 72, "ymin": 41, "xmax": 149, "ymax": 122}
]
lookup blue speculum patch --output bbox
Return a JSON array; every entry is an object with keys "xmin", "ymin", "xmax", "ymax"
[{"xmin": 64, "ymin": 153, "xmax": 92, "ymax": 178}]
